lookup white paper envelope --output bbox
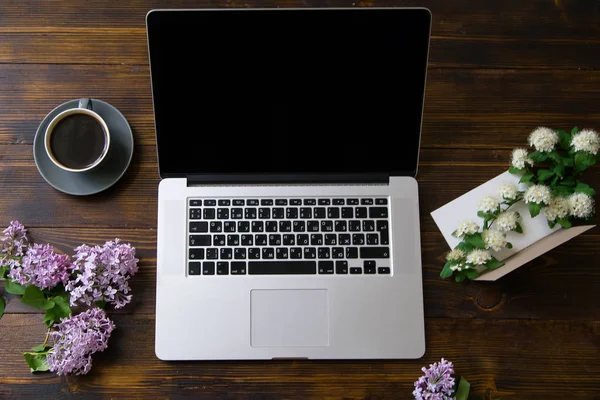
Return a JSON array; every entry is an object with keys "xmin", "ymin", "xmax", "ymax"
[{"xmin": 430, "ymin": 171, "xmax": 595, "ymax": 280}]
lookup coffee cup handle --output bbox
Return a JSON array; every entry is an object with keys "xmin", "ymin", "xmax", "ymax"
[{"xmin": 78, "ymin": 98, "xmax": 93, "ymax": 110}]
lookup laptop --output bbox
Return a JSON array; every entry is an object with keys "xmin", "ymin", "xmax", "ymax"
[{"xmin": 147, "ymin": 8, "xmax": 431, "ymax": 360}]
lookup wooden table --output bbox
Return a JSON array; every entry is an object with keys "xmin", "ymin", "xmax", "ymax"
[{"xmin": 1, "ymin": 1, "xmax": 599, "ymax": 399}]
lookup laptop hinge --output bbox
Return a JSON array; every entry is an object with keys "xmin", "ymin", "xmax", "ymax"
[{"xmin": 186, "ymin": 174, "xmax": 389, "ymax": 186}]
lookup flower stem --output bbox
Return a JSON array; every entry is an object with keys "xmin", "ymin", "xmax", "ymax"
[{"xmin": 42, "ymin": 324, "xmax": 54, "ymax": 347}]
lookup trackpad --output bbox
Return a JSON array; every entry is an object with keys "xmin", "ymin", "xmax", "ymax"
[{"xmin": 251, "ymin": 289, "xmax": 329, "ymax": 347}]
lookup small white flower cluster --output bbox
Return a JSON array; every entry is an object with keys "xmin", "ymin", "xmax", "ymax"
[
  {"xmin": 494, "ymin": 211, "xmax": 520, "ymax": 232},
  {"xmin": 497, "ymin": 183, "xmax": 518, "ymax": 200},
  {"xmin": 446, "ymin": 249, "xmax": 466, "ymax": 261},
  {"xmin": 511, "ymin": 148, "xmax": 534, "ymax": 169},
  {"xmin": 524, "ymin": 184, "xmax": 551, "ymax": 205},
  {"xmin": 543, "ymin": 196, "xmax": 569, "ymax": 222},
  {"xmin": 453, "ymin": 220, "xmax": 479, "ymax": 238},
  {"xmin": 529, "ymin": 127, "xmax": 558, "ymax": 153},
  {"xmin": 569, "ymin": 193, "xmax": 595, "ymax": 219},
  {"xmin": 478, "ymin": 196, "xmax": 500, "ymax": 213},
  {"xmin": 482, "ymin": 229, "xmax": 507, "ymax": 251},
  {"xmin": 571, "ymin": 129, "xmax": 600, "ymax": 155},
  {"xmin": 466, "ymin": 249, "xmax": 492, "ymax": 265}
]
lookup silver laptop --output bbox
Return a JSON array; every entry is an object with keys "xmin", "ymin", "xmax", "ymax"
[{"xmin": 147, "ymin": 8, "xmax": 431, "ymax": 360}]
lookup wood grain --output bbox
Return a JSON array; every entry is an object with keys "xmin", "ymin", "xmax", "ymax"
[{"xmin": 0, "ymin": 314, "xmax": 598, "ymax": 399}]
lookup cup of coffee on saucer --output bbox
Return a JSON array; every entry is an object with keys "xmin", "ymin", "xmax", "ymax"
[{"xmin": 44, "ymin": 98, "xmax": 110, "ymax": 173}]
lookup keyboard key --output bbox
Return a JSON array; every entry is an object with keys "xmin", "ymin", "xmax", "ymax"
[
  {"xmin": 249, "ymin": 261, "xmax": 316, "ymax": 275},
  {"xmin": 290, "ymin": 248, "xmax": 303, "ymax": 259},
  {"xmin": 218, "ymin": 200, "xmax": 230, "ymax": 206},
  {"xmin": 189, "ymin": 248, "xmax": 205, "ymax": 260},
  {"xmin": 283, "ymin": 234, "xmax": 295, "ymax": 245},
  {"xmin": 361, "ymin": 198, "xmax": 374, "ymax": 205},
  {"xmin": 248, "ymin": 248, "xmax": 260, "ymax": 259},
  {"xmin": 378, "ymin": 267, "xmax": 391, "ymax": 274},
  {"xmin": 204, "ymin": 200, "xmax": 217, "ymax": 206},
  {"xmin": 304, "ymin": 247, "xmax": 316, "ymax": 259},
  {"xmin": 247, "ymin": 199, "xmax": 259, "ymax": 206},
  {"xmin": 231, "ymin": 261, "xmax": 247, "ymax": 274},
  {"xmin": 224, "ymin": 221, "xmax": 236, "ymax": 232},
  {"xmin": 377, "ymin": 221, "xmax": 389, "ymax": 245},
  {"xmin": 280, "ymin": 221, "xmax": 292, "ymax": 232},
  {"xmin": 318, "ymin": 247, "xmax": 330, "ymax": 259},
  {"xmin": 300, "ymin": 207, "xmax": 312, "ymax": 219},
  {"xmin": 376, "ymin": 198, "xmax": 388, "ymax": 205},
  {"xmin": 234, "ymin": 248, "xmax": 246, "ymax": 259},
  {"xmin": 286, "ymin": 207, "xmax": 299, "ymax": 219},
  {"xmin": 327, "ymin": 207, "xmax": 340, "ymax": 218},
  {"xmin": 255, "ymin": 234, "xmax": 267, "ymax": 246},
  {"xmin": 290, "ymin": 199, "xmax": 302, "ymax": 205},
  {"xmin": 369, "ymin": 207, "xmax": 388, "ymax": 218},
  {"xmin": 349, "ymin": 221, "xmax": 361, "ymax": 232},
  {"xmin": 266, "ymin": 221, "xmax": 278, "ymax": 232},
  {"xmin": 318, "ymin": 199, "xmax": 331, "ymax": 205},
  {"xmin": 210, "ymin": 221, "xmax": 222, "ymax": 233},
  {"xmin": 272, "ymin": 208, "xmax": 285, "ymax": 219},
  {"xmin": 336, "ymin": 261, "xmax": 348, "ymax": 274},
  {"xmin": 231, "ymin": 208, "xmax": 244, "ymax": 219},
  {"xmin": 241, "ymin": 234, "xmax": 253, "ymax": 246},
  {"xmin": 350, "ymin": 267, "xmax": 362, "ymax": 274},
  {"xmin": 258, "ymin": 208, "xmax": 271, "ymax": 219},
  {"xmin": 189, "ymin": 221, "xmax": 208, "ymax": 233},
  {"xmin": 321, "ymin": 221, "xmax": 333, "ymax": 232},
  {"xmin": 346, "ymin": 247, "xmax": 358, "ymax": 258},
  {"xmin": 333, "ymin": 199, "xmax": 345, "ymax": 205},
  {"xmin": 275, "ymin": 199, "xmax": 288, "ymax": 206},
  {"xmin": 310, "ymin": 234, "xmax": 323, "ymax": 246},
  {"xmin": 314, "ymin": 207, "xmax": 326, "ymax": 219},
  {"xmin": 238, "ymin": 221, "xmax": 250, "ymax": 232},
  {"xmin": 297, "ymin": 234, "xmax": 309, "ymax": 245},
  {"xmin": 367, "ymin": 234, "xmax": 379, "ymax": 245},
  {"xmin": 276, "ymin": 248, "xmax": 289, "ymax": 259},
  {"xmin": 203, "ymin": 208, "xmax": 216, "ymax": 219},
  {"xmin": 334, "ymin": 220, "xmax": 347, "ymax": 232},
  {"xmin": 233, "ymin": 199, "xmax": 245, "ymax": 206},
  {"xmin": 190, "ymin": 199, "xmax": 202, "ymax": 207},
  {"xmin": 304, "ymin": 199, "xmax": 316, "ymax": 205},
  {"xmin": 360, "ymin": 247, "xmax": 390, "ymax": 258},
  {"xmin": 341, "ymin": 207, "xmax": 353, "ymax": 219},
  {"xmin": 217, "ymin": 262, "xmax": 229, "ymax": 275},
  {"xmin": 332, "ymin": 247, "xmax": 345, "ymax": 258},
  {"xmin": 261, "ymin": 199, "xmax": 274, "ymax": 206},
  {"xmin": 262, "ymin": 248, "xmax": 275, "ymax": 259},
  {"xmin": 325, "ymin": 234, "xmax": 337, "ymax": 245},
  {"xmin": 251, "ymin": 221, "xmax": 264, "ymax": 232},
  {"xmin": 220, "ymin": 248, "xmax": 232, "ymax": 260},
  {"xmin": 189, "ymin": 262, "xmax": 201, "ymax": 275},
  {"xmin": 364, "ymin": 260, "xmax": 376, "ymax": 274},
  {"xmin": 363, "ymin": 220, "xmax": 375, "ymax": 232},
  {"xmin": 347, "ymin": 199, "xmax": 359, "ymax": 205},
  {"xmin": 214, "ymin": 235, "xmax": 226, "ymax": 246},
  {"xmin": 339, "ymin": 234, "xmax": 351, "ymax": 245},
  {"xmin": 307, "ymin": 221, "xmax": 320, "ymax": 232},
  {"xmin": 355, "ymin": 207, "xmax": 367, "ymax": 218},
  {"xmin": 206, "ymin": 249, "xmax": 218, "ymax": 259},
  {"xmin": 269, "ymin": 234, "xmax": 282, "ymax": 246},
  {"xmin": 227, "ymin": 234, "xmax": 240, "ymax": 246},
  {"xmin": 189, "ymin": 209, "xmax": 202, "ymax": 220},
  {"xmin": 245, "ymin": 208, "xmax": 257, "ymax": 219},
  {"xmin": 189, "ymin": 235, "xmax": 211, "ymax": 246},
  {"xmin": 318, "ymin": 261, "xmax": 334, "ymax": 274},
  {"xmin": 293, "ymin": 220, "xmax": 306, "ymax": 232},
  {"xmin": 352, "ymin": 234, "xmax": 365, "ymax": 245},
  {"xmin": 202, "ymin": 262, "xmax": 215, "ymax": 275}
]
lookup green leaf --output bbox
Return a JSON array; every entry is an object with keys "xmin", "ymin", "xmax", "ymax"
[
  {"xmin": 21, "ymin": 285, "xmax": 55, "ymax": 311},
  {"xmin": 548, "ymin": 220, "xmax": 556, "ymax": 229},
  {"xmin": 465, "ymin": 269, "xmax": 480, "ymax": 279},
  {"xmin": 560, "ymin": 176, "xmax": 576, "ymax": 186},
  {"xmin": 0, "ymin": 296, "xmax": 4, "ymax": 319},
  {"xmin": 455, "ymin": 242, "xmax": 474, "ymax": 253},
  {"xmin": 528, "ymin": 151, "xmax": 548, "ymax": 162},
  {"xmin": 440, "ymin": 261, "xmax": 454, "ymax": 279},
  {"xmin": 557, "ymin": 130, "xmax": 572, "ymax": 150},
  {"xmin": 574, "ymin": 181, "xmax": 596, "ymax": 197},
  {"xmin": 552, "ymin": 163, "xmax": 565, "ymax": 179},
  {"xmin": 563, "ymin": 157, "xmax": 574, "ymax": 167},
  {"xmin": 0, "ymin": 266, "xmax": 8, "ymax": 280},
  {"xmin": 455, "ymin": 377, "xmax": 471, "ymax": 400},
  {"xmin": 506, "ymin": 242, "xmax": 513, "ymax": 249},
  {"xmin": 528, "ymin": 202, "xmax": 543, "ymax": 218},
  {"xmin": 43, "ymin": 296, "xmax": 72, "ymax": 327},
  {"xmin": 537, "ymin": 169, "xmax": 555, "ymax": 182},
  {"xmin": 508, "ymin": 167, "xmax": 522, "ymax": 175},
  {"xmin": 574, "ymin": 152, "xmax": 596, "ymax": 172},
  {"xmin": 519, "ymin": 172, "xmax": 534, "ymax": 183},
  {"xmin": 487, "ymin": 257, "xmax": 504, "ymax": 270},
  {"xmin": 552, "ymin": 185, "xmax": 574, "ymax": 197},
  {"xmin": 30, "ymin": 344, "xmax": 52, "ymax": 353},
  {"xmin": 455, "ymin": 273, "xmax": 466, "ymax": 283},
  {"xmin": 464, "ymin": 233, "xmax": 485, "ymax": 249},
  {"xmin": 547, "ymin": 150, "xmax": 563, "ymax": 164},
  {"xmin": 23, "ymin": 352, "xmax": 50, "ymax": 373},
  {"xmin": 571, "ymin": 126, "xmax": 579, "ymax": 135},
  {"xmin": 557, "ymin": 217, "xmax": 572, "ymax": 229},
  {"xmin": 515, "ymin": 222, "xmax": 523, "ymax": 234},
  {"xmin": 4, "ymin": 280, "xmax": 26, "ymax": 295},
  {"xmin": 95, "ymin": 300, "xmax": 107, "ymax": 309}
]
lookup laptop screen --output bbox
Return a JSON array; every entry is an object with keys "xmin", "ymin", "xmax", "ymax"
[{"xmin": 147, "ymin": 9, "xmax": 431, "ymax": 178}]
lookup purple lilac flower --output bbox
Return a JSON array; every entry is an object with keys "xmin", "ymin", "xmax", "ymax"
[
  {"xmin": 46, "ymin": 308, "xmax": 115, "ymax": 375},
  {"xmin": 8, "ymin": 243, "xmax": 73, "ymax": 290},
  {"xmin": 413, "ymin": 358, "xmax": 456, "ymax": 400},
  {"xmin": 66, "ymin": 239, "xmax": 139, "ymax": 309},
  {"xmin": 0, "ymin": 220, "xmax": 28, "ymax": 269}
]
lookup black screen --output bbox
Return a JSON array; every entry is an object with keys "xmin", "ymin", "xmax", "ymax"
[{"xmin": 147, "ymin": 9, "xmax": 431, "ymax": 178}]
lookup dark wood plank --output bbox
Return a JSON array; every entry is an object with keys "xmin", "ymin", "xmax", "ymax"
[
  {"xmin": 0, "ymin": 314, "xmax": 598, "ymax": 399},
  {"xmin": 2, "ymin": 65, "xmax": 600, "ymax": 148},
  {"xmin": 2, "ymin": 228, "xmax": 599, "ymax": 320}
]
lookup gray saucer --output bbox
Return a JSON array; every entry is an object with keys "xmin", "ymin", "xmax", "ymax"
[{"xmin": 33, "ymin": 99, "xmax": 134, "ymax": 196}]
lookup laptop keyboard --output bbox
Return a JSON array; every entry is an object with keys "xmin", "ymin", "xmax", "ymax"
[{"xmin": 187, "ymin": 197, "xmax": 391, "ymax": 276}]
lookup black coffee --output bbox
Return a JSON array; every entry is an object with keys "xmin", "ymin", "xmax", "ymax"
[{"xmin": 49, "ymin": 114, "xmax": 107, "ymax": 169}]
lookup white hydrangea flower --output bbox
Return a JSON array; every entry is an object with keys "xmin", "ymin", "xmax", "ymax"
[
  {"xmin": 453, "ymin": 220, "xmax": 480, "ymax": 238},
  {"xmin": 543, "ymin": 196, "xmax": 569, "ymax": 222},
  {"xmin": 568, "ymin": 193, "xmax": 595, "ymax": 219},
  {"xmin": 571, "ymin": 129, "xmax": 600, "ymax": 155},
  {"xmin": 466, "ymin": 249, "xmax": 492, "ymax": 265},
  {"xmin": 528, "ymin": 127, "xmax": 558, "ymax": 153},
  {"xmin": 495, "ymin": 211, "xmax": 520, "ymax": 232},
  {"xmin": 511, "ymin": 148, "xmax": 534, "ymax": 169},
  {"xmin": 482, "ymin": 229, "xmax": 507, "ymax": 251},
  {"xmin": 497, "ymin": 183, "xmax": 518, "ymax": 200},
  {"xmin": 478, "ymin": 196, "xmax": 500, "ymax": 213},
  {"xmin": 446, "ymin": 249, "xmax": 466, "ymax": 262},
  {"xmin": 524, "ymin": 184, "xmax": 551, "ymax": 205}
]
